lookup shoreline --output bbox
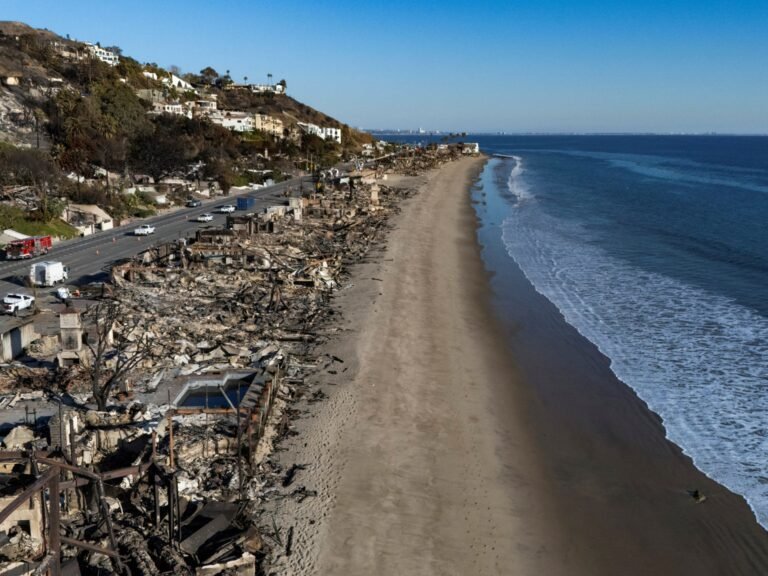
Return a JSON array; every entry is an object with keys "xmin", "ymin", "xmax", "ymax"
[
  {"xmin": 266, "ymin": 152, "xmax": 768, "ymax": 575},
  {"xmin": 267, "ymin": 156, "xmax": 573, "ymax": 575},
  {"xmin": 473, "ymin": 157, "xmax": 768, "ymax": 574}
]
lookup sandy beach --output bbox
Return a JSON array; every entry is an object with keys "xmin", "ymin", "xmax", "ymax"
[
  {"xmin": 270, "ymin": 156, "xmax": 572, "ymax": 575},
  {"xmin": 269, "ymin": 154, "xmax": 768, "ymax": 576}
]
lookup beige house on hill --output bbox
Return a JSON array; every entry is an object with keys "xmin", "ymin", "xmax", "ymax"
[
  {"xmin": 62, "ymin": 204, "xmax": 114, "ymax": 236},
  {"xmin": 254, "ymin": 114, "xmax": 284, "ymax": 137}
]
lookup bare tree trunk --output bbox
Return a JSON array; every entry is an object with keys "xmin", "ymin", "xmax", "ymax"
[{"xmin": 85, "ymin": 296, "xmax": 157, "ymax": 411}]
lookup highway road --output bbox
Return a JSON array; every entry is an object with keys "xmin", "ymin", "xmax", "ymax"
[{"xmin": 0, "ymin": 177, "xmax": 306, "ymax": 330}]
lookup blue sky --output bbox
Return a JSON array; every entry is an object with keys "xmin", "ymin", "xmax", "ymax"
[{"xmin": 3, "ymin": 0, "xmax": 768, "ymax": 133}]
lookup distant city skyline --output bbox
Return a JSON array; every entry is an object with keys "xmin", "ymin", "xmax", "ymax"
[{"xmin": 3, "ymin": 0, "xmax": 768, "ymax": 134}]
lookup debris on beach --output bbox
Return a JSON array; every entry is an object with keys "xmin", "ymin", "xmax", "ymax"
[
  {"xmin": 0, "ymin": 145, "xmax": 466, "ymax": 575},
  {"xmin": 687, "ymin": 489, "xmax": 707, "ymax": 503}
]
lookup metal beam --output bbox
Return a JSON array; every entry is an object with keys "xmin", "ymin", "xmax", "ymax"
[
  {"xmin": 99, "ymin": 463, "xmax": 151, "ymax": 481},
  {"xmin": 36, "ymin": 457, "xmax": 100, "ymax": 480},
  {"xmin": 0, "ymin": 466, "xmax": 57, "ymax": 526},
  {"xmin": 0, "ymin": 450, "xmax": 51, "ymax": 461},
  {"xmin": 60, "ymin": 536, "xmax": 121, "ymax": 559},
  {"xmin": 58, "ymin": 477, "xmax": 90, "ymax": 490},
  {"xmin": 57, "ymin": 463, "xmax": 152, "ymax": 489}
]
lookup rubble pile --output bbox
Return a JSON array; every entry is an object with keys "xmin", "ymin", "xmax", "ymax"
[
  {"xmin": 0, "ymin": 367, "xmax": 51, "ymax": 395},
  {"xmin": 0, "ymin": 185, "xmax": 40, "ymax": 212},
  {"xmin": 0, "ymin": 148, "xmax": 463, "ymax": 575},
  {"xmin": 387, "ymin": 144, "xmax": 465, "ymax": 175},
  {"xmin": 106, "ymin": 177, "xmax": 418, "ymax": 384}
]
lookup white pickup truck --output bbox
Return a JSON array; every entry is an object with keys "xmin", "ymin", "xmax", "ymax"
[
  {"xmin": 134, "ymin": 224, "xmax": 156, "ymax": 236},
  {"xmin": 3, "ymin": 293, "xmax": 35, "ymax": 315}
]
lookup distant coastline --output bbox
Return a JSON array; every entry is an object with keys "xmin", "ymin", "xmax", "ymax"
[{"xmin": 371, "ymin": 130, "xmax": 768, "ymax": 137}]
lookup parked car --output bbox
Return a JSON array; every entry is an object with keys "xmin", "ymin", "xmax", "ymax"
[
  {"xmin": 3, "ymin": 293, "xmax": 34, "ymax": 315},
  {"xmin": 186, "ymin": 199, "xmax": 202, "ymax": 208},
  {"xmin": 134, "ymin": 224, "xmax": 156, "ymax": 236},
  {"xmin": 196, "ymin": 213, "xmax": 214, "ymax": 223},
  {"xmin": 218, "ymin": 204, "xmax": 236, "ymax": 213}
]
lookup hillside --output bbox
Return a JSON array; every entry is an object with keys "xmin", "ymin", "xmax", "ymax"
[
  {"xmin": 217, "ymin": 90, "xmax": 371, "ymax": 149},
  {"xmin": 0, "ymin": 20, "xmax": 370, "ymax": 150},
  {"xmin": 0, "ymin": 20, "xmax": 376, "ymax": 235},
  {"xmin": 0, "ymin": 22, "xmax": 68, "ymax": 147}
]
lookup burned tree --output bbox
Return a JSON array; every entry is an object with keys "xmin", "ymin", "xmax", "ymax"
[{"xmin": 83, "ymin": 296, "xmax": 157, "ymax": 410}]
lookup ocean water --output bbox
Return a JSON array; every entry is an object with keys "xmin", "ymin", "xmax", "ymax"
[
  {"xmin": 474, "ymin": 135, "xmax": 768, "ymax": 527},
  {"xmin": 379, "ymin": 134, "xmax": 768, "ymax": 526}
]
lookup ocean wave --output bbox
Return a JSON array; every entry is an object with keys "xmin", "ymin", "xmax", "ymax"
[
  {"xmin": 500, "ymin": 205, "xmax": 768, "ymax": 527},
  {"xmin": 505, "ymin": 155, "xmax": 534, "ymax": 202},
  {"xmin": 562, "ymin": 150, "xmax": 768, "ymax": 195}
]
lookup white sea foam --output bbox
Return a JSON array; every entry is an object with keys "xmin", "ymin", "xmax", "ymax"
[
  {"xmin": 499, "ymin": 166, "xmax": 768, "ymax": 528},
  {"xmin": 506, "ymin": 156, "xmax": 534, "ymax": 202}
]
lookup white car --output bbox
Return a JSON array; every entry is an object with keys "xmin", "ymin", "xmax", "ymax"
[
  {"xmin": 3, "ymin": 293, "xmax": 34, "ymax": 315},
  {"xmin": 218, "ymin": 205, "xmax": 236, "ymax": 213},
  {"xmin": 196, "ymin": 213, "xmax": 214, "ymax": 223},
  {"xmin": 134, "ymin": 224, "xmax": 156, "ymax": 236}
]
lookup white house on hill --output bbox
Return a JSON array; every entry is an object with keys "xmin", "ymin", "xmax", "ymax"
[
  {"xmin": 162, "ymin": 74, "xmax": 195, "ymax": 92},
  {"xmin": 84, "ymin": 43, "xmax": 119, "ymax": 66},
  {"xmin": 297, "ymin": 122, "xmax": 342, "ymax": 144},
  {"xmin": 152, "ymin": 102, "xmax": 192, "ymax": 118},
  {"xmin": 209, "ymin": 111, "xmax": 255, "ymax": 133}
]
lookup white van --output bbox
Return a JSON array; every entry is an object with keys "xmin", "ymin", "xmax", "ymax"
[{"xmin": 29, "ymin": 261, "xmax": 69, "ymax": 287}]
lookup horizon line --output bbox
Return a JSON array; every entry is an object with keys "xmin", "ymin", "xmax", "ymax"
[{"xmin": 365, "ymin": 130, "xmax": 768, "ymax": 137}]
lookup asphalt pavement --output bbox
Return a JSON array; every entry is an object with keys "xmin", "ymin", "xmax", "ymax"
[{"xmin": 0, "ymin": 177, "xmax": 305, "ymax": 332}]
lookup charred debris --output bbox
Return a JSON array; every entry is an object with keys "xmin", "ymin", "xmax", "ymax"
[{"xmin": 0, "ymin": 146, "xmax": 467, "ymax": 575}]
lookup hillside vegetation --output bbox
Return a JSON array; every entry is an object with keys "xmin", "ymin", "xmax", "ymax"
[{"xmin": 0, "ymin": 20, "xmax": 372, "ymax": 232}]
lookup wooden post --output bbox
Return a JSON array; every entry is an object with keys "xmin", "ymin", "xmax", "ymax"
[
  {"xmin": 168, "ymin": 411, "xmax": 175, "ymax": 468},
  {"xmin": 68, "ymin": 420, "xmax": 78, "ymax": 513},
  {"xmin": 167, "ymin": 477, "xmax": 175, "ymax": 545},
  {"xmin": 48, "ymin": 467, "xmax": 61, "ymax": 576},
  {"xmin": 174, "ymin": 475, "xmax": 181, "ymax": 545},
  {"xmin": 153, "ymin": 473, "xmax": 161, "ymax": 529},
  {"xmin": 247, "ymin": 416, "xmax": 254, "ymax": 465},
  {"xmin": 96, "ymin": 479, "xmax": 124, "ymax": 574},
  {"xmin": 167, "ymin": 390, "xmax": 175, "ymax": 468}
]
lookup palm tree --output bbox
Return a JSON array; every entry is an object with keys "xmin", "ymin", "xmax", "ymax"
[
  {"xmin": 244, "ymin": 75, "xmax": 248, "ymax": 84},
  {"xmin": 267, "ymin": 73, "xmax": 272, "ymax": 86}
]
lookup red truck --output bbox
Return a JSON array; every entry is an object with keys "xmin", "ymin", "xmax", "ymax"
[{"xmin": 4, "ymin": 235, "xmax": 53, "ymax": 260}]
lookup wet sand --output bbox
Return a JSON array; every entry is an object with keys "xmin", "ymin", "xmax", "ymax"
[
  {"xmin": 474, "ymin": 159, "xmax": 768, "ymax": 575},
  {"xmin": 271, "ymin": 155, "xmax": 768, "ymax": 575}
]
